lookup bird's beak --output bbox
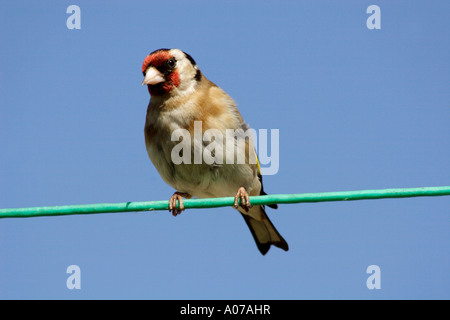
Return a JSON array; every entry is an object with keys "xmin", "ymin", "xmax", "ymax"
[{"xmin": 142, "ymin": 67, "xmax": 165, "ymax": 85}]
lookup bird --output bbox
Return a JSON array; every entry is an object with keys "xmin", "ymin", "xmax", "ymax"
[{"xmin": 141, "ymin": 48, "xmax": 288, "ymax": 255}]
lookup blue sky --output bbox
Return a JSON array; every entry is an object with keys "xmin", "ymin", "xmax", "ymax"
[{"xmin": 0, "ymin": 0, "xmax": 449, "ymax": 299}]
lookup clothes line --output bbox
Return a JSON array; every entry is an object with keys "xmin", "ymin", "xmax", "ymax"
[{"xmin": 1, "ymin": 186, "xmax": 449, "ymax": 219}]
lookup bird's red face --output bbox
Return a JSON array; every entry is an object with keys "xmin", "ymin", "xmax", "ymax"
[{"xmin": 142, "ymin": 49, "xmax": 181, "ymax": 96}]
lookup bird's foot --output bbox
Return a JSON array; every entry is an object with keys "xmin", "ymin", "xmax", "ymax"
[
  {"xmin": 233, "ymin": 187, "xmax": 252, "ymax": 212},
  {"xmin": 169, "ymin": 192, "xmax": 192, "ymax": 216}
]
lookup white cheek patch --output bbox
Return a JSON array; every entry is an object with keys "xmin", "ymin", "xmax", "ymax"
[{"xmin": 169, "ymin": 49, "xmax": 199, "ymax": 93}]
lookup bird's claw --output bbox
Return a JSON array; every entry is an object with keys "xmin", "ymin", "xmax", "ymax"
[
  {"xmin": 169, "ymin": 192, "xmax": 191, "ymax": 216},
  {"xmin": 234, "ymin": 187, "xmax": 252, "ymax": 212}
]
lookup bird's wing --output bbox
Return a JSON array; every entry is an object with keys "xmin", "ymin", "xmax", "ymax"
[{"xmin": 254, "ymin": 150, "xmax": 278, "ymax": 209}]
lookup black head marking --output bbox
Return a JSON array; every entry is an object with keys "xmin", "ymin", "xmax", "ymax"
[
  {"xmin": 183, "ymin": 51, "xmax": 202, "ymax": 82},
  {"xmin": 183, "ymin": 51, "xmax": 197, "ymax": 66},
  {"xmin": 149, "ymin": 48, "xmax": 170, "ymax": 55},
  {"xmin": 194, "ymin": 69, "xmax": 202, "ymax": 81}
]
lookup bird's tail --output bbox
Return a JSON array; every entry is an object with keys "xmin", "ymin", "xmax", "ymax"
[{"xmin": 240, "ymin": 206, "xmax": 289, "ymax": 255}]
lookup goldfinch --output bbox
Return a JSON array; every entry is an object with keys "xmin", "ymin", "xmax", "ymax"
[{"xmin": 142, "ymin": 48, "xmax": 288, "ymax": 255}]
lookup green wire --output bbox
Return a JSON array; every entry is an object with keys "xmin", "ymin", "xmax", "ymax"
[{"xmin": 1, "ymin": 186, "xmax": 449, "ymax": 219}]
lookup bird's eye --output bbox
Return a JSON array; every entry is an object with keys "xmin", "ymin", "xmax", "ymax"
[{"xmin": 167, "ymin": 59, "xmax": 175, "ymax": 67}]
